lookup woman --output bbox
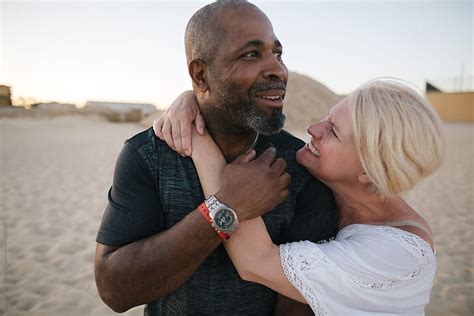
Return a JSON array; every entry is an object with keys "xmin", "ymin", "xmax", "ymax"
[{"xmin": 154, "ymin": 79, "xmax": 444, "ymax": 315}]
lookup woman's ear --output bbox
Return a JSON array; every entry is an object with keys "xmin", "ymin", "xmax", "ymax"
[
  {"xmin": 188, "ymin": 60, "xmax": 209, "ymax": 92},
  {"xmin": 358, "ymin": 171, "xmax": 371, "ymax": 184}
]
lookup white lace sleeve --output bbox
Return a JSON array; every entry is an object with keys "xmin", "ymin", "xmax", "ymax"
[
  {"xmin": 280, "ymin": 241, "xmax": 335, "ymax": 315},
  {"xmin": 279, "ymin": 226, "xmax": 436, "ymax": 315}
]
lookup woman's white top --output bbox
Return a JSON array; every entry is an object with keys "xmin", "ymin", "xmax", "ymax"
[{"xmin": 279, "ymin": 224, "xmax": 436, "ymax": 315}]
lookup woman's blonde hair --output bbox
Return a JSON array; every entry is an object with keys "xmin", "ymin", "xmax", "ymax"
[{"xmin": 348, "ymin": 79, "xmax": 445, "ymax": 197}]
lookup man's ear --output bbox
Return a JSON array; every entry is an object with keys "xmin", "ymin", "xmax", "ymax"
[
  {"xmin": 188, "ymin": 59, "xmax": 209, "ymax": 92},
  {"xmin": 358, "ymin": 171, "xmax": 371, "ymax": 184}
]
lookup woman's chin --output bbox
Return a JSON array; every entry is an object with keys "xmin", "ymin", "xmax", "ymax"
[
  {"xmin": 295, "ymin": 147, "xmax": 307, "ymax": 165},
  {"xmin": 296, "ymin": 146, "xmax": 316, "ymax": 166},
  {"xmin": 296, "ymin": 147, "xmax": 330, "ymax": 185}
]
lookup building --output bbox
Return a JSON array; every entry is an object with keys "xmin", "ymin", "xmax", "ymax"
[
  {"xmin": 37, "ymin": 102, "xmax": 77, "ymax": 111},
  {"xmin": 84, "ymin": 101, "xmax": 157, "ymax": 122},
  {"xmin": 0, "ymin": 85, "xmax": 12, "ymax": 106}
]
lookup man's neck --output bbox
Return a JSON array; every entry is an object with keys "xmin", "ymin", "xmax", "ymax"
[
  {"xmin": 207, "ymin": 127, "xmax": 258, "ymax": 162},
  {"xmin": 198, "ymin": 101, "xmax": 259, "ymax": 161}
]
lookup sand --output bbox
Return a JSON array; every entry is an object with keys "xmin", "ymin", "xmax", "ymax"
[{"xmin": 1, "ymin": 115, "xmax": 472, "ymax": 315}]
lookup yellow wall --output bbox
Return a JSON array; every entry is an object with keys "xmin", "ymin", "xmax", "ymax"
[
  {"xmin": 0, "ymin": 85, "xmax": 11, "ymax": 96},
  {"xmin": 427, "ymin": 92, "xmax": 474, "ymax": 122}
]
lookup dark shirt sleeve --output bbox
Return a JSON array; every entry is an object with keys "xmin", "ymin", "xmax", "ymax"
[
  {"xmin": 96, "ymin": 141, "xmax": 164, "ymax": 246},
  {"xmin": 277, "ymin": 177, "xmax": 338, "ymax": 244}
]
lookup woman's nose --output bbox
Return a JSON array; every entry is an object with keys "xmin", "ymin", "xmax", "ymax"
[{"xmin": 307, "ymin": 122, "xmax": 324, "ymax": 139}]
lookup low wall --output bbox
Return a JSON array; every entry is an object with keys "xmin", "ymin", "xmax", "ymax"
[{"xmin": 0, "ymin": 107, "xmax": 144, "ymax": 122}]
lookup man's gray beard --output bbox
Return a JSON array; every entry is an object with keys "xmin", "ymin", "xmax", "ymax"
[
  {"xmin": 242, "ymin": 106, "xmax": 286, "ymax": 136},
  {"xmin": 203, "ymin": 98, "xmax": 286, "ymax": 136},
  {"xmin": 203, "ymin": 72, "xmax": 286, "ymax": 135}
]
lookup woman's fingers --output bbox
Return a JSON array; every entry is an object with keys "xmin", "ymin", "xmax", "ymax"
[
  {"xmin": 154, "ymin": 110, "xmax": 194, "ymax": 156},
  {"xmin": 172, "ymin": 119, "xmax": 184, "ymax": 155},
  {"xmin": 153, "ymin": 91, "xmax": 203, "ymax": 156},
  {"xmin": 179, "ymin": 118, "xmax": 193, "ymax": 157},
  {"xmin": 153, "ymin": 115, "xmax": 165, "ymax": 140},
  {"xmin": 195, "ymin": 112, "xmax": 206, "ymax": 136},
  {"xmin": 162, "ymin": 117, "xmax": 175, "ymax": 151}
]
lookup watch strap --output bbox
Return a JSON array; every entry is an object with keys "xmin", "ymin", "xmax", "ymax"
[{"xmin": 198, "ymin": 202, "xmax": 230, "ymax": 240}]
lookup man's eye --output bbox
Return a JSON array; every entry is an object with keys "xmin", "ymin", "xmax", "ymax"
[
  {"xmin": 274, "ymin": 50, "xmax": 283, "ymax": 60},
  {"xmin": 244, "ymin": 51, "xmax": 259, "ymax": 58}
]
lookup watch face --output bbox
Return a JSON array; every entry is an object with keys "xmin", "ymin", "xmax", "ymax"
[{"xmin": 214, "ymin": 208, "xmax": 235, "ymax": 231}]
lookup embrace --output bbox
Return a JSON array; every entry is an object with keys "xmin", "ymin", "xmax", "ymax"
[{"xmin": 94, "ymin": 1, "xmax": 444, "ymax": 315}]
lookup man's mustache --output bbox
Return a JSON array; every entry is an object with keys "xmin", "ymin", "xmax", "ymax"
[{"xmin": 250, "ymin": 81, "xmax": 286, "ymax": 94}]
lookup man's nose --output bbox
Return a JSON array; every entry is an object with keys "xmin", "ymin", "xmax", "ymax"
[{"xmin": 262, "ymin": 53, "xmax": 288, "ymax": 81}]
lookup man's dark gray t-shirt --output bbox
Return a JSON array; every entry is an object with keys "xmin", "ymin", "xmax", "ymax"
[{"xmin": 96, "ymin": 128, "xmax": 337, "ymax": 315}]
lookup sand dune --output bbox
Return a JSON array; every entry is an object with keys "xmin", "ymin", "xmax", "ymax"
[{"xmin": 1, "ymin": 116, "xmax": 472, "ymax": 315}]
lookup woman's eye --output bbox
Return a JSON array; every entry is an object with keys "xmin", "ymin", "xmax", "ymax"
[{"xmin": 329, "ymin": 125, "xmax": 338, "ymax": 138}]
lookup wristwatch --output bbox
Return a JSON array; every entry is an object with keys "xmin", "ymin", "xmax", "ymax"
[{"xmin": 199, "ymin": 195, "xmax": 239, "ymax": 240}]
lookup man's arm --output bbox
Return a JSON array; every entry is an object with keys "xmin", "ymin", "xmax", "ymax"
[
  {"xmin": 95, "ymin": 209, "xmax": 221, "ymax": 313},
  {"xmin": 95, "ymin": 141, "xmax": 289, "ymax": 313}
]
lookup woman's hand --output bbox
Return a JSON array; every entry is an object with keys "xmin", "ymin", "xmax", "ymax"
[{"xmin": 153, "ymin": 90, "xmax": 206, "ymax": 156}]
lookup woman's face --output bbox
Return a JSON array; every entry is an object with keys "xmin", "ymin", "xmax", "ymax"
[{"xmin": 296, "ymin": 98, "xmax": 364, "ymax": 186}]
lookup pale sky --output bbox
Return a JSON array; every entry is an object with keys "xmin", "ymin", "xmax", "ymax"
[{"xmin": 1, "ymin": 0, "xmax": 472, "ymax": 109}]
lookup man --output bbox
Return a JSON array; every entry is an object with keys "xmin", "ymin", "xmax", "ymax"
[{"xmin": 94, "ymin": 1, "xmax": 337, "ymax": 314}]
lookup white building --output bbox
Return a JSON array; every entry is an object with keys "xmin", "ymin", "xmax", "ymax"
[{"xmin": 84, "ymin": 101, "xmax": 157, "ymax": 116}]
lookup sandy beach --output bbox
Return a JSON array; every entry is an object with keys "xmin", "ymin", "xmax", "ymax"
[{"xmin": 1, "ymin": 115, "xmax": 472, "ymax": 315}]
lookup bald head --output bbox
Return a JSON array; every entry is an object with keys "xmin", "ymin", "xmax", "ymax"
[{"xmin": 184, "ymin": 0, "xmax": 258, "ymax": 65}]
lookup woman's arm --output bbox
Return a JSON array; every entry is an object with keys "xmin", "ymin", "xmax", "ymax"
[
  {"xmin": 224, "ymin": 217, "xmax": 306, "ymax": 303},
  {"xmin": 191, "ymin": 131, "xmax": 306, "ymax": 304},
  {"xmin": 190, "ymin": 128, "xmax": 226, "ymax": 196}
]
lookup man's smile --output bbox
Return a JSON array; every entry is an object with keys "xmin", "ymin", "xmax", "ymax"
[{"xmin": 253, "ymin": 89, "xmax": 286, "ymax": 108}]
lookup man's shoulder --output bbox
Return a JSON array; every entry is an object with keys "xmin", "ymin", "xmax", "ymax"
[
  {"xmin": 125, "ymin": 127, "xmax": 156, "ymax": 149},
  {"xmin": 265, "ymin": 130, "xmax": 310, "ymax": 182},
  {"xmin": 268, "ymin": 129, "xmax": 305, "ymax": 151},
  {"xmin": 123, "ymin": 127, "xmax": 188, "ymax": 175},
  {"xmin": 122, "ymin": 127, "xmax": 167, "ymax": 172}
]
